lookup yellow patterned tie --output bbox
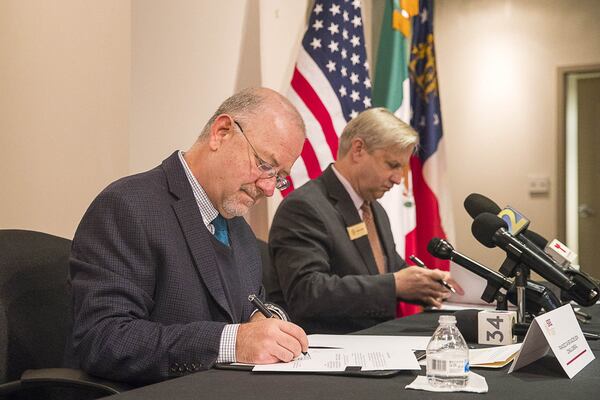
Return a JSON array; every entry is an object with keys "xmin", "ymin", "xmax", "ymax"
[{"xmin": 361, "ymin": 202, "xmax": 386, "ymax": 274}]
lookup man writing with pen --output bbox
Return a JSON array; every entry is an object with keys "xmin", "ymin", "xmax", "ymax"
[
  {"xmin": 269, "ymin": 108, "xmax": 465, "ymax": 334},
  {"xmin": 66, "ymin": 88, "xmax": 309, "ymax": 385}
]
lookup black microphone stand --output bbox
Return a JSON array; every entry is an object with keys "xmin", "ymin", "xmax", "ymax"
[
  {"xmin": 497, "ymin": 243, "xmax": 531, "ymax": 327},
  {"xmin": 496, "ymin": 251, "xmax": 600, "ymax": 341}
]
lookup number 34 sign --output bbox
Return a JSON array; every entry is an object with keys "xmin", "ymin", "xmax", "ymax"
[{"xmin": 478, "ymin": 310, "xmax": 517, "ymax": 345}]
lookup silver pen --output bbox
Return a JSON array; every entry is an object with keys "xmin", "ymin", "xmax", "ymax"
[
  {"xmin": 248, "ymin": 294, "xmax": 274, "ymax": 318},
  {"xmin": 409, "ymin": 255, "xmax": 457, "ymax": 294}
]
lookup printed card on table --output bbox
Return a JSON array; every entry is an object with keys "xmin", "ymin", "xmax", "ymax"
[{"xmin": 509, "ymin": 304, "xmax": 595, "ymax": 378}]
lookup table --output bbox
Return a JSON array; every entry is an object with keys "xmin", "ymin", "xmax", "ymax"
[{"xmin": 103, "ymin": 306, "xmax": 600, "ymax": 399}]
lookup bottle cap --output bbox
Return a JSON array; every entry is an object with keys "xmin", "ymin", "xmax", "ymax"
[{"xmin": 438, "ymin": 315, "xmax": 456, "ymax": 324}]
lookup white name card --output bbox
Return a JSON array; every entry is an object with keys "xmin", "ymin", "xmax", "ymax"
[
  {"xmin": 509, "ymin": 304, "xmax": 595, "ymax": 378},
  {"xmin": 477, "ymin": 310, "xmax": 516, "ymax": 345}
]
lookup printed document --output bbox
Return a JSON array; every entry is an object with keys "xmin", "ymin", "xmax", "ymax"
[{"xmin": 253, "ymin": 347, "xmax": 420, "ymax": 372}]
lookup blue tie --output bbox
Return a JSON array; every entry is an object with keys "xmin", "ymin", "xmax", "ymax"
[{"xmin": 212, "ymin": 214, "xmax": 229, "ymax": 246}]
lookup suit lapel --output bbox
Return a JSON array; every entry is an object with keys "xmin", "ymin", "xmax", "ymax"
[
  {"xmin": 320, "ymin": 166, "xmax": 379, "ymax": 276},
  {"xmin": 162, "ymin": 152, "xmax": 234, "ymax": 322}
]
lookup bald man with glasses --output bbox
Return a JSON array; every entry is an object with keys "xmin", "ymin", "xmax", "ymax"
[{"xmin": 66, "ymin": 88, "xmax": 308, "ymax": 385}]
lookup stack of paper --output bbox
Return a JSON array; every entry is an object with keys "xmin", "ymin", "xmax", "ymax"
[
  {"xmin": 252, "ymin": 334, "xmax": 430, "ymax": 372},
  {"xmin": 469, "ymin": 344, "xmax": 522, "ymax": 368}
]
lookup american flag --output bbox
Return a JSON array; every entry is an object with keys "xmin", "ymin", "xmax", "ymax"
[
  {"xmin": 409, "ymin": 0, "xmax": 454, "ymax": 271},
  {"xmin": 283, "ymin": 0, "xmax": 371, "ymax": 195}
]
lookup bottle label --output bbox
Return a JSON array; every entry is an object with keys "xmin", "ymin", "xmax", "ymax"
[{"xmin": 427, "ymin": 358, "xmax": 470, "ymax": 376}]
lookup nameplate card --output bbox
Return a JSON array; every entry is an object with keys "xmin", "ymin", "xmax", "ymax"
[
  {"xmin": 347, "ymin": 222, "xmax": 368, "ymax": 240},
  {"xmin": 508, "ymin": 304, "xmax": 594, "ymax": 378}
]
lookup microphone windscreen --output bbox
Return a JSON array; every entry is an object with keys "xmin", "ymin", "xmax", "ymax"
[
  {"xmin": 427, "ymin": 237, "xmax": 443, "ymax": 256},
  {"xmin": 566, "ymin": 271, "xmax": 600, "ymax": 307},
  {"xmin": 523, "ymin": 230, "xmax": 548, "ymax": 248},
  {"xmin": 427, "ymin": 237, "xmax": 441, "ymax": 251},
  {"xmin": 427, "ymin": 237, "xmax": 453, "ymax": 260},
  {"xmin": 464, "ymin": 193, "xmax": 501, "ymax": 219},
  {"xmin": 472, "ymin": 213, "xmax": 508, "ymax": 248},
  {"xmin": 454, "ymin": 309, "xmax": 480, "ymax": 343}
]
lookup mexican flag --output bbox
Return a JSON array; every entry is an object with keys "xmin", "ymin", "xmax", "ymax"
[{"xmin": 373, "ymin": 0, "xmax": 421, "ymax": 317}]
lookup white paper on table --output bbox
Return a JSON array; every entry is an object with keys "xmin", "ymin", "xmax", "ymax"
[
  {"xmin": 406, "ymin": 372, "xmax": 488, "ymax": 393},
  {"xmin": 469, "ymin": 343, "xmax": 522, "ymax": 367},
  {"xmin": 439, "ymin": 302, "xmax": 517, "ymax": 312},
  {"xmin": 252, "ymin": 347, "xmax": 421, "ymax": 372},
  {"xmin": 308, "ymin": 334, "xmax": 431, "ymax": 351}
]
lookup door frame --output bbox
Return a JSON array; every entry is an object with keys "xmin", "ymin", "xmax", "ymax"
[{"xmin": 556, "ymin": 64, "xmax": 600, "ymax": 248}]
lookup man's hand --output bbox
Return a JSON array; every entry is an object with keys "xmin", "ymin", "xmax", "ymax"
[
  {"xmin": 236, "ymin": 318, "xmax": 308, "ymax": 364},
  {"xmin": 249, "ymin": 312, "xmax": 267, "ymax": 322},
  {"xmin": 393, "ymin": 266, "xmax": 465, "ymax": 308}
]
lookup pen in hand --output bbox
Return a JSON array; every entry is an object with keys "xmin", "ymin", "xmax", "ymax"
[
  {"xmin": 409, "ymin": 255, "xmax": 457, "ymax": 294},
  {"xmin": 248, "ymin": 294, "xmax": 274, "ymax": 318},
  {"xmin": 248, "ymin": 294, "xmax": 308, "ymax": 356}
]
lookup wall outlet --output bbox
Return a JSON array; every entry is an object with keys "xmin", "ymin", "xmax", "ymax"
[{"xmin": 528, "ymin": 175, "xmax": 551, "ymax": 195}]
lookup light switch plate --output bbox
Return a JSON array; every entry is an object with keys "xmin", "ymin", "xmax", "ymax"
[{"xmin": 528, "ymin": 175, "xmax": 551, "ymax": 195}]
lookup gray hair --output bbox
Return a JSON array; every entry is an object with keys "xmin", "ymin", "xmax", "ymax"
[
  {"xmin": 337, "ymin": 107, "xmax": 419, "ymax": 157},
  {"xmin": 199, "ymin": 87, "xmax": 305, "ymax": 138}
]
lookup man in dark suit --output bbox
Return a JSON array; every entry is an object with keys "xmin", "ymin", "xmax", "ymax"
[
  {"xmin": 269, "ymin": 108, "xmax": 464, "ymax": 334},
  {"xmin": 67, "ymin": 88, "xmax": 308, "ymax": 384}
]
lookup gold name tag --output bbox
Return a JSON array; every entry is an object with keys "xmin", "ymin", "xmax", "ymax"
[{"xmin": 347, "ymin": 222, "xmax": 368, "ymax": 240}]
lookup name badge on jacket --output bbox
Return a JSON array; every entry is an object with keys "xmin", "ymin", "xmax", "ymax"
[{"xmin": 347, "ymin": 222, "xmax": 368, "ymax": 240}]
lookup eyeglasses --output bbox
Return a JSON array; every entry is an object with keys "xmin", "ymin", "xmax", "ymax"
[{"xmin": 231, "ymin": 118, "xmax": 290, "ymax": 191}]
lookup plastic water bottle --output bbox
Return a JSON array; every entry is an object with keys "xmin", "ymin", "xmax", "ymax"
[{"xmin": 426, "ymin": 315, "xmax": 469, "ymax": 389}]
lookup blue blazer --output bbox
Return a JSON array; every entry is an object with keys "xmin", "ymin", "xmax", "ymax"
[{"xmin": 67, "ymin": 151, "xmax": 263, "ymax": 384}]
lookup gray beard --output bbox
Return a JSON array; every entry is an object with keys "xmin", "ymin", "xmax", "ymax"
[{"xmin": 222, "ymin": 184, "xmax": 262, "ymax": 217}]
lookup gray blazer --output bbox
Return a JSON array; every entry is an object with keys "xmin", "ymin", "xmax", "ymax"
[
  {"xmin": 269, "ymin": 165, "xmax": 407, "ymax": 334},
  {"xmin": 67, "ymin": 151, "xmax": 263, "ymax": 384}
]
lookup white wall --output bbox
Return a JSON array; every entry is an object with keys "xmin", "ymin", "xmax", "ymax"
[
  {"xmin": 130, "ymin": 0, "xmax": 262, "ymax": 173},
  {"xmin": 130, "ymin": 0, "xmax": 272, "ymax": 237},
  {"xmin": 3, "ymin": 0, "xmax": 600, "ymax": 252},
  {"xmin": 0, "ymin": 0, "xmax": 130, "ymax": 239},
  {"xmin": 435, "ymin": 0, "xmax": 600, "ymax": 267},
  {"xmin": 258, "ymin": 0, "xmax": 310, "ymax": 224}
]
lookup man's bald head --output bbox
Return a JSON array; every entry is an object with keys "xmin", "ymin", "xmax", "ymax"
[
  {"xmin": 199, "ymin": 87, "xmax": 305, "ymax": 140},
  {"xmin": 186, "ymin": 87, "xmax": 306, "ymax": 218}
]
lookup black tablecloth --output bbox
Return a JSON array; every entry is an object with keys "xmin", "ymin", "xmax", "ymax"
[{"xmin": 103, "ymin": 306, "xmax": 600, "ymax": 399}]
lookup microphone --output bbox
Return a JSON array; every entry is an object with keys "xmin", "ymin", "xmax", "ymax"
[
  {"xmin": 454, "ymin": 309, "xmax": 480, "ymax": 343},
  {"xmin": 464, "ymin": 193, "xmax": 501, "ymax": 219},
  {"xmin": 427, "ymin": 238, "xmax": 512, "ymax": 291},
  {"xmin": 506, "ymin": 281, "xmax": 562, "ymax": 315},
  {"xmin": 521, "ymin": 229, "xmax": 548, "ymax": 248},
  {"xmin": 543, "ymin": 239, "xmax": 600, "ymax": 306},
  {"xmin": 464, "ymin": 193, "xmax": 548, "ymax": 247},
  {"xmin": 465, "ymin": 194, "xmax": 600, "ymax": 307},
  {"xmin": 455, "ymin": 307, "xmax": 600, "ymax": 342},
  {"xmin": 545, "ymin": 238, "xmax": 577, "ymax": 268},
  {"xmin": 428, "ymin": 238, "xmax": 561, "ymax": 313},
  {"xmin": 464, "ymin": 193, "xmax": 577, "ymax": 279},
  {"xmin": 471, "ymin": 213, "xmax": 575, "ymax": 292},
  {"xmin": 565, "ymin": 270, "xmax": 600, "ymax": 306}
]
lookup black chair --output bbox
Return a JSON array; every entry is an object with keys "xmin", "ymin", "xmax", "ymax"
[
  {"xmin": 0, "ymin": 229, "xmax": 128, "ymax": 399},
  {"xmin": 257, "ymin": 239, "xmax": 288, "ymax": 312}
]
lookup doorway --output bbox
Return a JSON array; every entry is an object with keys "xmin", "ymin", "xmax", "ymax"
[{"xmin": 558, "ymin": 66, "xmax": 600, "ymax": 277}]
